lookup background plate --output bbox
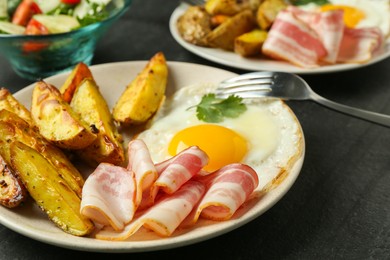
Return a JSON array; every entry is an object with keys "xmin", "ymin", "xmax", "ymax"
[
  {"xmin": 170, "ymin": 3, "xmax": 390, "ymax": 74},
  {"xmin": 1, "ymin": 61, "xmax": 305, "ymax": 253}
]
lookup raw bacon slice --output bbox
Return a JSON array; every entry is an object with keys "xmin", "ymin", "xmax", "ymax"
[
  {"xmin": 150, "ymin": 146, "xmax": 209, "ymax": 202},
  {"xmin": 95, "ymin": 180, "xmax": 206, "ymax": 240},
  {"xmin": 287, "ymin": 6, "xmax": 345, "ymax": 64},
  {"xmin": 80, "ymin": 163, "xmax": 136, "ymax": 231},
  {"xmin": 262, "ymin": 9, "xmax": 327, "ymax": 68},
  {"xmin": 337, "ymin": 27, "xmax": 384, "ymax": 63},
  {"xmin": 193, "ymin": 163, "xmax": 259, "ymax": 222},
  {"xmin": 127, "ymin": 139, "xmax": 158, "ymax": 208}
]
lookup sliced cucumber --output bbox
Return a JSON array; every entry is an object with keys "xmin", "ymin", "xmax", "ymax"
[
  {"xmin": 33, "ymin": 14, "xmax": 80, "ymax": 33},
  {"xmin": 0, "ymin": 0, "xmax": 7, "ymax": 19},
  {"xmin": 0, "ymin": 21, "xmax": 25, "ymax": 34},
  {"xmin": 34, "ymin": 0, "xmax": 61, "ymax": 14}
]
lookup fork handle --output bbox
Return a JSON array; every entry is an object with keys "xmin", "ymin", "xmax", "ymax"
[{"xmin": 312, "ymin": 94, "xmax": 390, "ymax": 127}]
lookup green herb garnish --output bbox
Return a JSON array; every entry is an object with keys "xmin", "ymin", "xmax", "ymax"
[{"xmin": 189, "ymin": 94, "xmax": 247, "ymax": 123}]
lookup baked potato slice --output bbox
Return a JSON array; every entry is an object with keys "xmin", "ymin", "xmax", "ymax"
[
  {"xmin": 112, "ymin": 52, "xmax": 168, "ymax": 125},
  {"xmin": 0, "ymin": 153, "xmax": 27, "ymax": 208},
  {"xmin": 10, "ymin": 141, "xmax": 94, "ymax": 236},
  {"xmin": 70, "ymin": 78, "xmax": 125, "ymax": 166},
  {"xmin": 205, "ymin": 0, "xmax": 251, "ymax": 16},
  {"xmin": 177, "ymin": 6, "xmax": 212, "ymax": 46},
  {"xmin": 31, "ymin": 81, "xmax": 97, "ymax": 150},
  {"xmin": 60, "ymin": 62, "xmax": 94, "ymax": 103},
  {"xmin": 206, "ymin": 9, "xmax": 256, "ymax": 51},
  {"xmin": 256, "ymin": 0, "xmax": 287, "ymax": 30},
  {"xmin": 0, "ymin": 110, "xmax": 84, "ymax": 198},
  {"xmin": 234, "ymin": 29, "xmax": 268, "ymax": 56},
  {"xmin": 0, "ymin": 88, "xmax": 33, "ymax": 125}
]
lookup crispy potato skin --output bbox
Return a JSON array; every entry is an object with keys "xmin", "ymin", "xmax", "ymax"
[
  {"xmin": 0, "ymin": 154, "xmax": 27, "ymax": 208},
  {"xmin": 0, "ymin": 88, "xmax": 33, "ymax": 124},
  {"xmin": 70, "ymin": 79, "xmax": 125, "ymax": 166},
  {"xmin": 31, "ymin": 81, "xmax": 97, "ymax": 150},
  {"xmin": 10, "ymin": 141, "xmax": 94, "ymax": 236},
  {"xmin": 0, "ymin": 110, "xmax": 84, "ymax": 198},
  {"xmin": 60, "ymin": 62, "xmax": 94, "ymax": 103},
  {"xmin": 206, "ymin": 9, "xmax": 256, "ymax": 51},
  {"xmin": 113, "ymin": 52, "xmax": 168, "ymax": 125}
]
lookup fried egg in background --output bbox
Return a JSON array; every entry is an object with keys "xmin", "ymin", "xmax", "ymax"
[
  {"xmin": 297, "ymin": 0, "xmax": 390, "ymax": 37},
  {"xmin": 136, "ymin": 83, "xmax": 304, "ymax": 192}
]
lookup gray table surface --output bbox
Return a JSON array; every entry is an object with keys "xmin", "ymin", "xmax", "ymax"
[{"xmin": 0, "ymin": 0, "xmax": 390, "ymax": 259}]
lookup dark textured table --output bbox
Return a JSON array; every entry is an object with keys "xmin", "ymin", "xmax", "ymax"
[{"xmin": 0, "ymin": 0, "xmax": 390, "ymax": 259}]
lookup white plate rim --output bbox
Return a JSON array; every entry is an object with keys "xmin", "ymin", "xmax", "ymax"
[
  {"xmin": 169, "ymin": 3, "xmax": 390, "ymax": 74},
  {"xmin": 0, "ymin": 61, "xmax": 305, "ymax": 253}
]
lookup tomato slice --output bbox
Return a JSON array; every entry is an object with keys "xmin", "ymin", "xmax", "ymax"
[
  {"xmin": 60, "ymin": 0, "xmax": 81, "ymax": 4},
  {"xmin": 23, "ymin": 19, "xmax": 49, "ymax": 52},
  {"xmin": 12, "ymin": 0, "xmax": 43, "ymax": 26},
  {"xmin": 25, "ymin": 18, "xmax": 49, "ymax": 35}
]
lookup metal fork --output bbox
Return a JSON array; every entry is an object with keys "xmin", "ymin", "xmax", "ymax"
[{"xmin": 216, "ymin": 71, "xmax": 390, "ymax": 127}]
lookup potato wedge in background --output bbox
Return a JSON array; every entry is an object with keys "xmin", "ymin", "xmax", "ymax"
[
  {"xmin": 206, "ymin": 9, "xmax": 256, "ymax": 51},
  {"xmin": 256, "ymin": 0, "xmax": 287, "ymax": 30},
  {"xmin": 234, "ymin": 29, "xmax": 268, "ymax": 56},
  {"xmin": 0, "ymin": 88, "xmax": 33, "ymax": 125},
  {"xmin": 0, "ymin": 110, "xmax": 84, "ymax": 198},
  {"xmin": 113, "ymin": 52, "xmax": 168, "ymax": 125},
  {"xmin": 205, "ymin": 0, "xmax": 251, "ymax": 16},
  {"xmin": 60, "ymin": 62, "xmax": 94, "ymax": 103},
  {"xmin": 177, "ymin": 6, "xmax": 212, "ymax": 47},
  {"xmin": 10, "ymin": 141, "xmax": 94, "ymax": 236},
  {"xmin": 70, "ymin": 79, "xmax": 125, "ymax": 166},
  {"xmin": 0, "ymin": 154, "xmax": 27, "ymax": 208},
  {"xmin": 31, "ymin": 81, "xmax": 97, "ymax": 150}
]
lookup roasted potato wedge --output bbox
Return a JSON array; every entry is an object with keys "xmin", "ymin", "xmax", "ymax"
[
  {"xmin": 0, "ymin": 154, "xmax": 27, "ymax": 208},
  {"xmin": 205, "ymin": 0, "xmax": 251, "ymax": 16},
  {"xmin": 10, "ymin": 141, "xmax": 94, "ymax": 236},
  {"xmin": 256, "ymin": 0, "xmax": 287, "ymax": 30},
  {"xmin": 31, "ymin": 81, "xmax": 97, "ymax": 150},
  {"xmin": 60, "ymin": 62, "xmax": 94, "ymax": 103},
  {"xmin": 112, "ymin": 52, "xmax": 168, "ymax": 125},
  {"xmin": 206, "ymin": 9, "xmax": 256, "ymax": 51},
  {"xmin": 234, "ymin": 29, "xmax": 268, "ymax": 56},
  {"xmin": 0, "ymin": 88, "xmax": 33, "ymax": 125},
  {"xmin": 177, "ymin": 6, "xmax": 212, "ymax": 46},
  {"xmin": 70, "ymin": 78, "xmax": 125, "ymax": 166},
  {"xmin": 0, "ymin": 110, "xmax": 84, "ymax": 198}
]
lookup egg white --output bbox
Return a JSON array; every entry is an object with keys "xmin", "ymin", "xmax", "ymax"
[
  {"xmin": 136, "ymin": 83, "xmax": 304, "ymax": 192},
  {"xmin": 298, "ymin": 0, "xmax": 390, "ymax": 37}
]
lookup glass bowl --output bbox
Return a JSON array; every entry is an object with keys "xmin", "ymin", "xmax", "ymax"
[{"xmin": 0, "ymin": 0, "xmax": 132, "ymax": 81}]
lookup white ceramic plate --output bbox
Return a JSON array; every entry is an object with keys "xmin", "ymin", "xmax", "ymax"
[
  {"xmin": 1, "ymin": 61, "xmax": 305, "ymax": 253},
  {"xmin": 170, "ymin": 3, "xmax": 390, "ymax": 74}
]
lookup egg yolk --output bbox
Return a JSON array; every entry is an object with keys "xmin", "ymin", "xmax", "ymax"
[
  {"xmin": 168, "ymin": 124, "xmax": 248, "ymax": 172},
  {"xmin": 320, "ymin": 5, "xmax": 365, "ymax": 28}
]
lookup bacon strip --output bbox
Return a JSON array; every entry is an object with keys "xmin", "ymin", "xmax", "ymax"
[
  {"xmin": 127, "ymin": 139, "xmax": 158, "ymax": 208},
  {"xmin": 337, "ymin": 27, "xmax": 384, "ymax": 63},
  {"xmin": 192, "ymin": 163, "xmax": 259, "ymax": 222},
  {"xmin": 95, "ymin": 180, "xmax": 206, "ymax": 240},
  {"xmin": 150, "ymin": 146, "xmax": 209, "ymax": 202},
  {"xmin": 262, "ymin": 9, "xmax": 327, "ymax": 68},
  {"xmin": 80, "ymin": 163, "xmax": 136, "ymax": 231},
  {"xmin": 287, "ymin": 6, "xmax": 345, "ymax": 64}
]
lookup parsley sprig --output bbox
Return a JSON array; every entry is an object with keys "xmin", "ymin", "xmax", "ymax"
[{"xmin": 189, "ymin": 94, "xmax": 247, "ymax": 123}]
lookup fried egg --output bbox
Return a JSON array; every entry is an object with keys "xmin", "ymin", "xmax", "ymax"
[
  {"xmin": 136, "ymin": 83, "xmax": 304, "ymax": 191},
  {"xmin": 298, "ymin": 0, "xmax": 390, "ymax": 36}
]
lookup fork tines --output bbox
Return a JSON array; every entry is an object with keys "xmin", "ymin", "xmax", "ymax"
[{"xmin": 216, "ymin": 72, "xmax": 275, "ymax": 98}]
